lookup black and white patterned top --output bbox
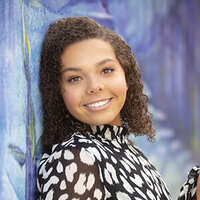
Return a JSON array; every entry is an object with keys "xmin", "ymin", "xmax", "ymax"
[
  {"xmin": 37, "ymin": 124, "xmax": 186, "ymax": 200},
  {"xmin": 178, "ymin": 165, "xmax": 200, "ymax": 200}
]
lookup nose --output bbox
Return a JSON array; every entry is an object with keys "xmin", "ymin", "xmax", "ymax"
[{"xmin": 86, "ymin": 77, "xmax": 104, "ymax": 94}]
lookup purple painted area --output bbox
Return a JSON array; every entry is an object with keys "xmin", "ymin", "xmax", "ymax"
[
  {"xmin": 0, "ymin": 63, "xmax": 6, "ymax": 198},
  {"xmin": 0, "ymin": 0, "xmax": 199, "ymax": 199}
]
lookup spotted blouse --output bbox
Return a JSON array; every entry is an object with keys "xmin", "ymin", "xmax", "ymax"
[
  {"xmin": 36, "ymin": 125, "xmax": 198, "ymax": 200},
  {"xmin": 178, "ymin": 165, "xmax": 200, "ymax": 200}
]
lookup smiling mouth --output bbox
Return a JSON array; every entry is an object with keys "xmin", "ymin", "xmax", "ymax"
[{"xmin": 85, "ymin": 98, "xmax": 112, "ymax": 108}]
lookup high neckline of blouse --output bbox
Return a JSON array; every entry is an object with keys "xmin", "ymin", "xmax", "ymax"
[
  {"xmin": 89, "ymin": 124, "xmax": 128, "ymax": 143},
  {"xmin": 51, "ymin": 124, "xmax": 129, "ymax": 153}
]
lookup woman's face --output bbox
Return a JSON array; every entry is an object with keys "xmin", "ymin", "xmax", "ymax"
[{"xmin": 60, "ymin": 38, "xmax": 127, "ymax": 126}]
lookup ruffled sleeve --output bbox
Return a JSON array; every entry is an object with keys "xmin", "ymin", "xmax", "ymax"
[{"xmin": 178, "ymin": 165, "xmax": 200, "ymax": 200}]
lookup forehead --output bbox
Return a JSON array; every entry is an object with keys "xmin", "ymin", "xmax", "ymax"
[{"xmin": 60, "ymin": 39, "xmax": 117, "ymax": 67}]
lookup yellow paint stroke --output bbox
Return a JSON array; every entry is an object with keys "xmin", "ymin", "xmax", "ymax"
[{"xmin": 22, "ymin": 1, "xmax": 36, "ymax": 161}]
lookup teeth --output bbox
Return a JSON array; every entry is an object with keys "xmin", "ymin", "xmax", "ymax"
[{"xmin": 86, "ymin": 99, "xmax": 110, "ymax": 107}]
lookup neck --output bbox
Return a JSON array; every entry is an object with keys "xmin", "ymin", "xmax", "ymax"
[{"xmin": 107, "ymin": 114, "xmax": 122, "ymax": 126}]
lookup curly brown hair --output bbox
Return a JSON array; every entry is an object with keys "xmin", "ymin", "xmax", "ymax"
[{"xmin": 40, "ymin": 16, "xmax": 155, "ymax": 146}]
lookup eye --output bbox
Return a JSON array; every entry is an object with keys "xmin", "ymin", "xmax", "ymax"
[
  {"xmin": 101, "ymin": 67, "xmax": 115, "ymax": 75},
  {"xmin": 67, "ymin": 76, "xmax": 82, "ymax": 83}
]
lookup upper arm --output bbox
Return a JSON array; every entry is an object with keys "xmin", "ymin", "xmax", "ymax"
[{"xmin": 38, "ymin": 147, "xmax": 104, "ymax": 200}]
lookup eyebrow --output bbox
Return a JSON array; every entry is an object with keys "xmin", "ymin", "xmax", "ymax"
[{"xmin": 61, "ymin": 58, "xmax": 116, "ymax": 73}]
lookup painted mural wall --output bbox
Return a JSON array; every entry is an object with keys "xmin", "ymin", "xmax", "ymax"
[{"xmin": 0, "ymin": 0, "xmax": 199, "ymax": 199}]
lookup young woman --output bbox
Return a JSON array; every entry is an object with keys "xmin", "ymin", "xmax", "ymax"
[{"xmin": 37, "ymin": 17, "xmax": 199, "ymax": 200}]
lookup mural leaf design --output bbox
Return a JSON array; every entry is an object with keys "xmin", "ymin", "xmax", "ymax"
[
  {"xmin": 8, "ymin": 144, "xmax": 26, "ymax": 168},
  {"xmin": 34, "ymin": 137, "xmax": 43, "ymax": 161},
  {"xmin": 22, "ymin": 1, "xmax": 37, "ymax": 199}
]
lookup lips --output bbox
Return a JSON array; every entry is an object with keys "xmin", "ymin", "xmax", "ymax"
[{"xmin": 84, "ymin": 98, "xmax": 112, "ymax": 110}]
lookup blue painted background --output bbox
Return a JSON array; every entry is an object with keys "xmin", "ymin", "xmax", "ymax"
[{"xmin": 0, "ymin": 0, "xmax": 199, "ymax": 199}]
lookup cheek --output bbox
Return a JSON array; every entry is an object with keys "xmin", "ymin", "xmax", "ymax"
[
  {"xmin": 111, "ymin": 74, "xmax": 127, "ymax": 96},
  {"xmin": 61, "ymin": 88, "xmax": 80, "ymax": 111}
]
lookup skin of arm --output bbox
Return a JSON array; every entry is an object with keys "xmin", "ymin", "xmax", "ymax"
[{"xmin": 197, "ymin": 173, "xmax": 200, "ymax": 200}]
